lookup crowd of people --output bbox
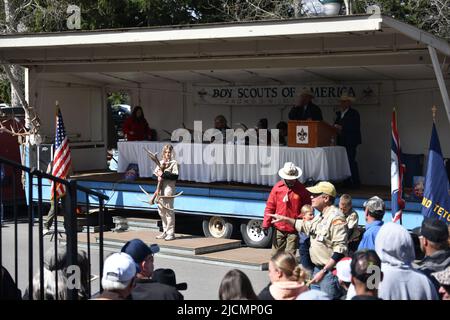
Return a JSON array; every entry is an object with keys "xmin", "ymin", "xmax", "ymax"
[{"xmin": 1, "ymin": 159, "xmax": 449, "ymax": 300}]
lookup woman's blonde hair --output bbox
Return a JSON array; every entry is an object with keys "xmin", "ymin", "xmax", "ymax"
[
  {"xmin": 271, "ymin": 252, "xmax": 307, "ymax": 283},
  {"xmin": 161, "ymin": 144, "xmax": 174, "ymax": 160}
]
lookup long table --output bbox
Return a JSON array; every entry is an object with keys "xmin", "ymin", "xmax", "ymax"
[{"xmin": 117, "ymin": 141, "xmax": 351, "ymax": 186}]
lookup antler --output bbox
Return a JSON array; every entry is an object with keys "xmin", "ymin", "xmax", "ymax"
[
  {"xmin": 139, "ymin": 184, "xmax": 180, "ymax": 211},
  {"xmin": 0, "ymin": 119, "xmax": 29, "ymax": 137}
]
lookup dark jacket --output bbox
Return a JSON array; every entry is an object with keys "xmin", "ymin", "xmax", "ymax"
[
  {"xmin": 414, "ymin": 249, "xmax": 450, "ymax": 293},
  {"xmin": 258, "ymin": 283, "xmax": 274, "ymax": 300},
  {"xmin": 334, "ymin": 107, "xmax": 362, "ymax": 147},
  {"xmin": 1, "ymin": 267, "xmax": 21, "ymax": 300},
  {"xmin": 131, "ymin": 278, "xmax": 184, "ymax": 300},
  {"xmin": 288, "ymin": 102, "xmax": 323, "ymax": 121}
]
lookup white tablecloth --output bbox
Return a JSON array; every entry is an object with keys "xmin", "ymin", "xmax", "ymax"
[{"xmin": 118, "ymin": 141, "xmax": 351, "ymax": 186}]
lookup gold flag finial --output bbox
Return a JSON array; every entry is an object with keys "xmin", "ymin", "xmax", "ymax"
[{"xmin": 432, "ymin": 105, "xmax": 437, "ymax": 122}]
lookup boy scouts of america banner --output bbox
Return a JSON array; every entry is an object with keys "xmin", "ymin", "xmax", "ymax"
[
  {"xmin": 421, "ymin": 123, "xmax": 450, "ymax": 224},
  {"xmin": 194, "ymin": 84, "xmax": 379, "ymax": 106}
]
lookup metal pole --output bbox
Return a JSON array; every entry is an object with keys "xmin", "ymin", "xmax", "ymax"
[
  {"xmin": 428, "ymin": 46, "xmax": 450, "ymax": 124},
  {"xmin": 66, "ymin": 180, "xmax": 79, "ymax": 300}
]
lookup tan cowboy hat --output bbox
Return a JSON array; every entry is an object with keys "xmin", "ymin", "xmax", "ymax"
[
  {"xmin": 299, "ymin": 87, "xmax": 314, "ymax": 97},
  {"xmin": 278, "ymin": 162, "xmax": 302, "ymax": 180},
  {"xmin": 339, "ymin": 91, "xmax": 356, "ymax": 102}
]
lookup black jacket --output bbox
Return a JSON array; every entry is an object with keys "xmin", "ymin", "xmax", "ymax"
[
  {"xmin": 334, "ymin": 107, "xmax": 362, "ymax": 147},
  {"xmin": 258, "ymin": 283, "xmax": 274, "ymax": 300},
  {"xmin": 131, "ymin": 278, "xmax": 184, "ymax": 300},
  {"xmin": 288, "ymin": 102, "xmax": 323, "ymax": 121}
]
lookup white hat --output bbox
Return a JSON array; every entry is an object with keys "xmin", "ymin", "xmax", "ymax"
[
  {"xmin": 296, "ymin": 289, "xmax": 331, "ymax": 300},
  {"xmin": 334, "ymin": 257, "xmax": 352, "ymax": 283},
  {"xmin": 102, "ymin": 252, "xmax": 137, "ymax": 283},
  {"xmin": 278, "ymin": 162, "xmax": 302, "ymax": 180}
]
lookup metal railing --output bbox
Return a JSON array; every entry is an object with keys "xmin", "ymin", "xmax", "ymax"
[{"xmin": 0, "ymin": 155, "xmax": 109, "ymax": 300}]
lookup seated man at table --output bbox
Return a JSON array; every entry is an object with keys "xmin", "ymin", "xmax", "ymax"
[{"xmin": 211, "ymin": 115, "xmax": 231, "ymax": 143}]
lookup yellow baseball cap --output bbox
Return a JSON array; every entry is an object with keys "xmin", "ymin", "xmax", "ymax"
[{"xmin": 306, "ymin": 181, "xmax": 337, "ymax": 197}]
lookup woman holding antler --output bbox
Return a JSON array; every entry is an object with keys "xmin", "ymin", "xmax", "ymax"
[{"xmin": 154, "ymin": 144, "xmax": 179, "ymax": 241}]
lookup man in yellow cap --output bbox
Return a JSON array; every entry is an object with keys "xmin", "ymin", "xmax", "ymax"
[{"xmin": 269, "ymin": 181, "xmax": 348, "ymax": 299}]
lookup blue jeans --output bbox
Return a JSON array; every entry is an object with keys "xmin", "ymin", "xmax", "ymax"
[
  {"xmin": 310, "ymin": 266, "xmax": 342, "ymax": 300},
  {"xmin": 298, "ymin": 234, "xmax": 314, "ymax": 272}
]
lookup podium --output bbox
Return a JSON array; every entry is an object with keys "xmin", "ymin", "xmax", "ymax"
[{"xmin": 288, "ymin": 120, "xmax": 337, "ymax": 148}]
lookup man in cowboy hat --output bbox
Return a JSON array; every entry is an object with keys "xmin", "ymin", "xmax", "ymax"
[
  {"xmin": 262, "ymin": 162, "xmax": 311, "ymax": 256},
  {"xmin": 121, "ymin": 239, "xmax": 184, "ymax": 300},
  {"xmin": 269, "ymin": 181, "xmax": 348, "ymax": 299},
  {"xmin": 334, "ymin": 90, "xmax": 362, "ymax": 187},
  {"xmin": 288, "ymin": 87, "xmax": 323, "ymax": 121}
]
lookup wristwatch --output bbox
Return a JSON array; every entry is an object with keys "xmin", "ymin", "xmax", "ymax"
[{"xmin": 321, "ymin": 268, "xmax": 329, "ymax": 274}]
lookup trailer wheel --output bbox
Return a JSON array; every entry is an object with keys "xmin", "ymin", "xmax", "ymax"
[
  {"xmin": 240, "ymin": 219, "xmax": 273, "ymax": 248},
  {"xmin": 202, "ymin": 216, "xmax": 233, "ymax": 239}
]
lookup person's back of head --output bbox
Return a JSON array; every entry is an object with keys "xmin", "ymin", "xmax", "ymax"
[
  {"xmin": 101, "ymin": 253, "xmax": 137, "ymax": 299},
  {"xmin": 218, "ymin": 269, "xmax": 257, "ymax": 300},
  {"xmin": 364, "ymin": 196, "xmax": 385, "ymax": 221},
  {"xmin": 1, "ymin": 266, "xmax": 21, "ymax": 300},
  {"xmin": 375, "ymin": 222, "xmax": 415, "ymax": 267},
  {"xmin": 32, "ymin": 268, "xmax": 68, "ymax": 300},
  {"xmin": 270, "ymin": 252, "xmax": 307, "ymax": 283},
  {"xmin": 419, "ymin": 218, "xmax": 449, "ymax": 255},
  {"xmin": 351, "ymin": 250, "xmax": 382, "ymax": 296}
]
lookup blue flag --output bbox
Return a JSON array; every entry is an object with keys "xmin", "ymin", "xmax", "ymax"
[{"xmin": 421, "ymin": 123, "xmax": 450, "ymax": 224}]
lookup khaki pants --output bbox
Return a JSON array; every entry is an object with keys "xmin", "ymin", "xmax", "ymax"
[
  {"xmin": 271, "ymin": 229, "xmax": 298, "ymax": 257},
  {"xmin": 158, "ymin": 181, "xmax": 175, "ymax": 236}
]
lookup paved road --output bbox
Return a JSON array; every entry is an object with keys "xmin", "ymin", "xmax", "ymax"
[{"xmin": 1, "ymin": 222, "xmax": 269, "ymax": 300}]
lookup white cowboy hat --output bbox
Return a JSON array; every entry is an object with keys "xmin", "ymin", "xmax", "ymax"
[{"xmin": 278, "ymin": 162, "xmax": 302, "ymax": 180}]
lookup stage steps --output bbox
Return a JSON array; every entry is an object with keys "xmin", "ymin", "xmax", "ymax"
[{"xmin": 112, "ymin": 216, "xmax": 161, "ymax": 232}]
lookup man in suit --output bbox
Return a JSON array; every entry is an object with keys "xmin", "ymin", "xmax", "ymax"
[
  {"xmin": 288, "ymin": 87, "xmax": 323, "ymax": 121},
  {"xmin": 334, "ymin": 92, "xmax": 362, "ymax": 187}
]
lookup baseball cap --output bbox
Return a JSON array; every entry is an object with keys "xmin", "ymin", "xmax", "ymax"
[
  {"xmin": 420, "ymin": 218, "xmax": 449, "ymax": 243},
  {"xmin": 432, "ymin": 267, "xmax": 450, "ymax": 286},
  {"xmin": 296, "ymin": 289, "xmax": 331, "ymax": 300},
  {"xmin": 121, "ymin": 239, "xmax": 160, "ymax": 271},
  {"xmin": 306, "ymin": 181, "xmax": 337, "ymax": 198},
  {"xmin": 363, "ymin": 196, "xmax": 385, "ymax": 214},
  {"xmin": 332, "ymin": 257, "xmax": 352, "ymax": 283},
  {"xmin": 102, "ymin": 252, "xmax": 137, "ymax": 283}
]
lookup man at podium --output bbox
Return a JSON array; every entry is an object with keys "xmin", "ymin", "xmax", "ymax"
[
  {"xmin": 288, "ymin": 87, "xmax": 323, "ymax": 121},
  {"xmin": 334, "ymin": 92, "xmax": 362, "ymax": 187}
]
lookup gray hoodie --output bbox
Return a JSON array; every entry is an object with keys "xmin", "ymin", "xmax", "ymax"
[{"xmin": 375, "ymin": 222, "xmax": 438, "ymax": 300}]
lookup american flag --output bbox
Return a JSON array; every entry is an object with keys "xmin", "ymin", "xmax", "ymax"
[
  {"xmin": 391, "ymin": 109, "xmax": 405, "ymax": 223},
  {"xmin": 50, "ymin": 108, "xmax": 72, "ymax": 199}
]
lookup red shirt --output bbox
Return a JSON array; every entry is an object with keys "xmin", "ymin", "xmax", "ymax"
[
  {"xmin": 123, "ymin": 117, "xmax": 152, "ymax": 141},
  {"xmin": 263, "ymin": 180, "xmax": 311, "ymax": 233}
]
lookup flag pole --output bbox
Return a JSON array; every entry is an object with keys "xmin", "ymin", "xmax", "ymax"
[{"xmin": 432, "ymin": 105, "xmax": 437, "ymax": 123}]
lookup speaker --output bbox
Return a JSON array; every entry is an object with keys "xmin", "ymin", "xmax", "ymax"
[{"xmin": 35, "ymin": 144, "xmax": 53, "ymax": 172}]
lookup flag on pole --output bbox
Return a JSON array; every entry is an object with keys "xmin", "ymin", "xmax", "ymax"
[
  {"xmin": 421, "ymin": 121, "xmax": 450, "ymax": 224},
  {"xmin": 391, "ymin": 109, "xmax": 405, "ymax": 223},
  {"xmin": 50, "ymin": 107, "xmax": 72, "ymax": 199}
]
